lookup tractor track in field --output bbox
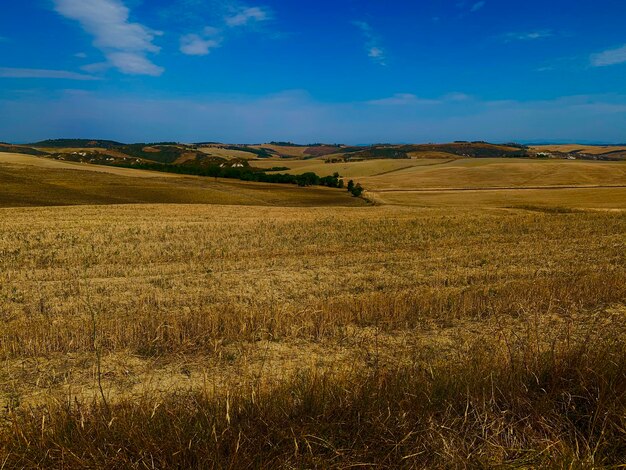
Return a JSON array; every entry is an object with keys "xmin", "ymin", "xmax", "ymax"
[{"xmin": 372, "ymin": 184, "xmax": 626, "ymax": 193}]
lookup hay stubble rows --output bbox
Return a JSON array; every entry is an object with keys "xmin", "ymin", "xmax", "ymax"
[{"xmin": 0, "ymin": 154, "xmax": 625, "ymax": 467}]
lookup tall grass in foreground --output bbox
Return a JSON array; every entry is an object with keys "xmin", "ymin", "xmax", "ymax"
[
  {"xmin": 1, "ymin": 205, "xmax": 625, "ymax": 467},
  {"xmin": 2, "ymin": 321, "xmax": 624, "ymax": 468},
  {"xmin": 1, "ymin": 206, "xmax": 625, "ymax": 358},
  {"xmin": 0, "ymin": 269, "xmax": 624, "ymax": 357}
]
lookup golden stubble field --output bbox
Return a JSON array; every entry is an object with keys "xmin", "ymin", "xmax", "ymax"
[
  {"xmin": 0, "ymin": 201, "xmax": 625, "ymax": 467},
  {"xmin": 251, "ymin": 157, "xmax": 626, "ymax": 209},
  {"xmin": 0, "ymin": 154, "xmax": 625, "ymax": 467},
  {"xmin": 531, "ymin": 144, "xmax": 626, "ymax": 155},
  {"xmin": 0, "ymin": 153, "xmax": 365, "ymax": 208}
]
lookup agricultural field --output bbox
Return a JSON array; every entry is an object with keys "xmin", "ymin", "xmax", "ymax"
[
  {"xmin": 197, "ymin": 145, "xmax": 265, "ymax": 160},
  {"xmin": 0, "ymin": 153, "xmax": 363, "ymax": 208},
  {"xmin": 0, "ymin": 152, "xmax": 174, "ymax": 177},
  {"xmin": 0, "ymin": 149, "xmax": 624, "ymax": 468},
  {"xmin": 251, "ymin": 156, "xmax": 626, "ymax": 209},
  {"xmin": 360, "ymin": 158, "xmax": 626, "ymax": 190},
  {"xmin": 249, "ymin": 143, "xmax": 309, "ymax": 157},
  {"xmin": 531, "ymin": 144, "xmax": 626, "ymax": 155},
  {"xmin": 254, "ymin": 157, "xmax": 626, "ymax": 190},
  {"xmin": 250, "ymin": 157, "xmax": 449, "ymax": 177}
]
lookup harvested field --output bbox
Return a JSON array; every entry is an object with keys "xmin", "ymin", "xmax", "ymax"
[
  {"xmin": 0, "ymin": 155, "xmax": 625, "ymax": 468},
  {"xmin": 0, "ymin": 154, "xmax": 363, "ymax": 208},
  {"xmin": 250, "ymin": 157, "xmax": 445, "ymax": 177},
  {"xmin": 360, "ymin": 158, "xmax": 626, "ymax": 190},
  {"xmin": 0, "ymin": 202, "xmax": 625, "ymax": 467},
  {"xmin": 531, "ymin": 144, "xmax": 626, "ymax": 155},
  {"xmin": 0, "ymin": 152, "xmax": 171, "ymax": 177}
]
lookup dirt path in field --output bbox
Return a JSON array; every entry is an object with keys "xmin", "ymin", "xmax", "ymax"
[{"xmin": 373, "ymin": 184, "xmax": 626, "ymax": 193}]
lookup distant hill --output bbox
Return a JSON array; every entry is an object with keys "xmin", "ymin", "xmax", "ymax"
[
  {"xmin": 320, "ymin": 142, "xmax": 530, "ymax": 162},
  {"xmin": 530, "ymin": 144, "xmax": 626, "ymax": 161},
  {"xmin": 6, "ymin": 139, "xmax": 625, "ymax": 168},
  {"xmin": 114, "ymin": 144, "xmax": 202, "ymax": 164},
  {"xmin": 400, "ymin": 142, "xmax": 528, "ymax": 158},
  {"xmin": 30, "ymin": 139, "xmax": 125, "ymax": 149},
  {"xmin": 0, "ymin": 143, "xmax": 48, "ymax": 156}
]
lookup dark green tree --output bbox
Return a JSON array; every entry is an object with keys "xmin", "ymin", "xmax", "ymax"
[{"xmin": 350, "ymin": 183, "xmax": 364, "ymax": 197}]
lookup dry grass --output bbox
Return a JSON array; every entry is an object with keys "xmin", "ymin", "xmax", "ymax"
[
  {"xmin": 0, "ymin": 158, "xmax": 363, "ymax": 208},
  {"xmin": 0, "ymin": 152, "xmax": 173, "ymax": 178},
  {"xmin": 360, "ymin": 158, "xmax": 626, "ymax": 191},
  {"xmin": 0, "ymin": 157, "xmax": 625, "ymax": 467},
  {"xmin": 1, "ymin": 204, "xmax": 624, "ymax": 355},
  {"xmin": 250, "ymin": 157, "xmax": 626, "ymax": 209},
  {"xmin": 373, "ymin": 186, "xmax": 626, "ymax": 209},
  {"xmin": 249, "ymin": 144, "xmax": 309, "ymax": 157},
  {"xmin": 197, "ymin": 147, "xmax": 262, "ymax": 160},
  {"xmin": 531, "ymin": 144, "xmax": 626, "ymax": 155},
  {"xmin": 2, "ymin": 310, "xmax": 625, "ymax": 468},
  {"xmin": 250, "ymin": 158, "xmax": 446, "ymax": 177}
]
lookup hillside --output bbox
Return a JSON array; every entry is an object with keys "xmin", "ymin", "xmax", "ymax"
[
  {"xmin": 1, "ymin": 142, "xmax": 625, "ymax": 469},
  {"xmin": 531, "ymin": 144, "xmax": 626, "ymax": 160},
  {"xmin": 4, "ymin": 140, "xmax": 626, "ymax": 194},
  {"xmin": 30, "ymin": 138, "xmax": 125, "ymax": 148},
  {"xmin": 0, "ymin": 143, "xmax": 48, "ymax": 156},
  {"xmin": 0, "ymin": 153, "xmax": 364, "ymax": 208},
  {"xmin": 8, "ymin": 139, "xmax": 626, "ymax": 165}
]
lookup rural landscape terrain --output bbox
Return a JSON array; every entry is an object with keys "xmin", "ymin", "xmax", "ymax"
[{"xmin": 0, "ymin": 139, "xmax": 624, "ymax": 467}]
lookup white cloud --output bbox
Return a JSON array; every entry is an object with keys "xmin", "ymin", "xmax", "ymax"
[
  {"xmin": 74, "ymin": 52, "xmax": 88, "ymax": 58},
  {"xmin": 367, "ymin": 92, "xmax": 471, "ymax": 106},
  {"xmin": 180, "ymin": 34, "xmax": 221, "ymax": 56},
  {"xmin": 591, "ymin": 44, "xmax": 626, "ymax": 67},
  {"xmin": 0, "ymin": 67, "xmax": 99, "ymax": 80},
  {"xmin": 52, "ymin": 0, "xmax": 163, "ymax": 76},
  {"xmin": 368, "ymin": 94, "xmax": 439, "ymax": 106},
  {"xmin": 180, "ymin": 5, "xmax": 271, "ymax": 57},
  {"xmin": 354, "ymin": 21, "xmax": 386, "ymax": 66},
  {"xmin": 107, "ymin": 52, "xmax": 164, "ymax": 76},
  {"xmin": 225, "ymin": 6, "xmax": 269, "ymax": 27},
  {"xmin": 81, "ymin": 62, "xmax": 110, "ymax": 73},
  {"xmin": 4, "ymin": 91, "xmax": 626, "ymax": 145},
  {"xmin": 471, "ymin": 1, "xmax": 486, "ymax": 12},
  {"xmin": 504, "ymin": 30, "xmax": 552, "ymax": 42},
  {"xmin": 368, "ymin": 47, "xmax": 384, "ymax": 59},
  {"xmin": 444, "ymin": 92, "xmax": 471, "ymax": 102}
]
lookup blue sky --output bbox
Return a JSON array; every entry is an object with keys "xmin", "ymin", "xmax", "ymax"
[{"xmin": 1, "ymin": 0, "xmax": 626, "ymax": 143}]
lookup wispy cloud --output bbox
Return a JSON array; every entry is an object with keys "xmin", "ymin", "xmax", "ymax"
[
  {"xmin": 367, "ymin": 92, "xmax": 471, "ymax": 106},
  {"xmin": 4, "ymin": 91, "xmax": 626, "ymax": 144},
  {"xmin": 591, "ymin": 44, "xmax": 626, "ymax": 67},
  {"xmin": 180, "ymin": 4, "xmax": 271, "ymax": 56},
  {"xmin": 52, "ymin": 0, "xmax": 163, "ymax": 76},
  {"xmin": 180, "ymin": 28, "xmax": 222, "ymax": 56},
  {"xmin": 224, "ymin": 6, "xmax": 270, "ymax": 27},
  {"xmin": 353, "ymin": 21, "xmax": 386, "ymax": 66},
  {"xmin": 504, "ymin": 30, "xmax": 553, "ymax": 42},
  {"xmin": 367, "ymin": 94, "xmax": 439, "ymax": 106},
  {"xmin": 470, "ymin": 1, "xmax": 486, "ymax": 12},
  {"xmin": 0, "ymin": 67, "xmax": 99, "ymax": 80}
]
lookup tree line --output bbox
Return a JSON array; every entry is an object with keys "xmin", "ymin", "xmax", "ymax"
[{"xmin": 110, "ymin": 161, "xmax": 348, "ymax": 189}]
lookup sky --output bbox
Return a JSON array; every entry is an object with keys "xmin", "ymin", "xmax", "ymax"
[{"xmin": 1, "ymin": 0, "xmax": 626, "ymax": 144}]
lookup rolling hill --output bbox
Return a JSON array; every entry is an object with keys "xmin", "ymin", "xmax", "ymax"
[
  {"xmin": 29, "ymin": 138, "xmax": 125, "ymax": 148},
  {"xmin": 0, "ymin": 152, "xmax": 364, "ymax": 208}
]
